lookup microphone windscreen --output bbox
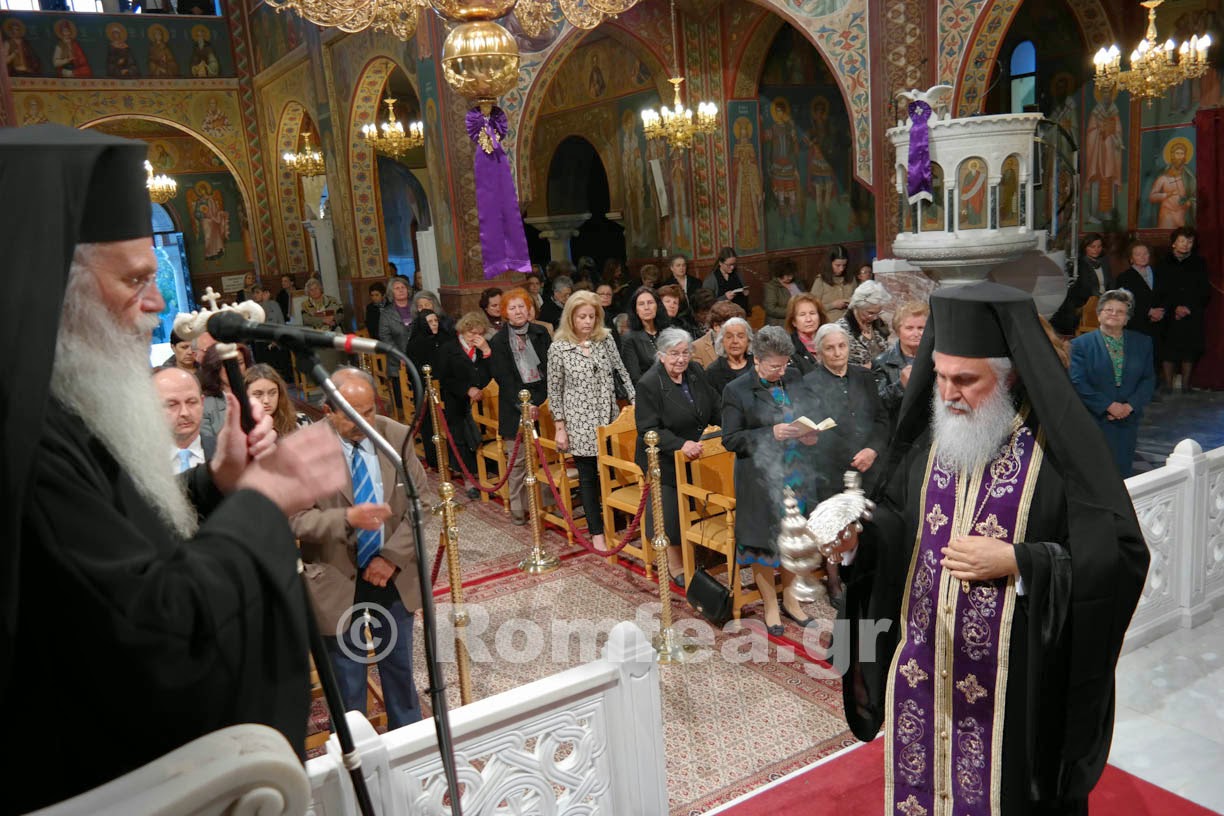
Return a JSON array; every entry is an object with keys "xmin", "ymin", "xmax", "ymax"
[{"xmin": 206, "ymin": 310, "xmax": 249, "ymax": 343}]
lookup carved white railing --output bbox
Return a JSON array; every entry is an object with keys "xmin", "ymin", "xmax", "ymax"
[
  {"xmin": 1124, "ymin": 439, "xmax": 1224, "ymax": 651},
  {"xmin": 305, "ymin": 621, "xmax": 666, "ymax": 816}
]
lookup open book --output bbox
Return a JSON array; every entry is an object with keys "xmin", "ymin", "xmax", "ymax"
[{"xmin": 786, "ymin": 416, "xmax": 837, "ymax": 434}]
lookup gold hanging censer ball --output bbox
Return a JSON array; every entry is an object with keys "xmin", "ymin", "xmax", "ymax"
[{"xmin": 441, "ymin": 20, "xmax": 521, "ymax": 102}]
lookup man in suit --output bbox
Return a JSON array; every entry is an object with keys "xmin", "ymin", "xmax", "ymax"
[
  {"xmin": 291, "ymin": 367, "xmax": 428, "ymax": 729},
  {"xmin": 154, "ymin": 367, "xmax": 216, "ymax": 474}
]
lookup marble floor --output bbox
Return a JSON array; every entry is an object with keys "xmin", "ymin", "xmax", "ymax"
[
  {"xmin": 1111, "ymin": 612, "xmax": 1224, "ymax": 813},
  {"xmin": 1133, "ymin": 389, "xmax": 1224, "ymax": 473}
]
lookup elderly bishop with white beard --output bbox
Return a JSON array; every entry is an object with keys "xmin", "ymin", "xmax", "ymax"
[
  {"xmin": 0, "ymin": 125, "xmax": 348, "ymax": 814},
  {"xmin": 831, "ymin": 282, "xmax": 1149, "ymax": 816}
]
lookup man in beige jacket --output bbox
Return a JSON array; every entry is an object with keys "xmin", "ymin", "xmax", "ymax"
[{"xmin": 292, "ymin": 367, "xmax": 429, "ymax": 729}]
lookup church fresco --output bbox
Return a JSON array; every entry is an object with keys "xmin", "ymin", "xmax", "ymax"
[
  {"xmin": 1139, "ymin": 126, "xmax": 1197, "ymax": 230},
  {"xmin": 541, "ymin": 36, "xmax": 654, "ymax": 115},
  {"xmin": 757, "ymin": 27, "xmax": 872, "ymax": 251},
  {"xmin": 0, "ymin": 12, "xmax": 234, "ymax": 79},
  {"xmin": 249, "ymin": 0, "xmax": 306, "ymax": 75},
  {"xmin": 617, "ymin": 93, "xmax": 662, "ymax": 256},
  {"xmin": 1080, "ymin": 79, "xmax": 1130, "ymax": 230},
  {"xmin": 727, "ymin": 101, "xmax": 765, "ymax": 253}
]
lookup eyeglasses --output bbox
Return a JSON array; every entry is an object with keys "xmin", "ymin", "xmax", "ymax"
[
  {"xmin": 123, "ymin": 271, "xmax": 158, "ymax": 297},
  {"xmin": 757, "ymin": 359, "xmax": 788, "ymax": 374},
  {"xmin": 663, "ymin": 349, "xmax": 692, "ymax": 360}
]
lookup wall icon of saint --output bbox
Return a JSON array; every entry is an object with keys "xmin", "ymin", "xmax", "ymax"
[
  {"xmin": 190, "ymin": 25, "xmax": 220, "ymax": 77},
  {"xmin": 52, "ymin": 19, "xmax": 92, "ymax": 79},
  {"xmin": 146, "ymin": 23, "xmax": 179, "ymax": 77},
  {"xmin": 105, "ymin": 23, "xmax": 140, "ymax": 78},
  {"xmin": 805, "ymin": 96, "xmax": 838, "ymax": 234},
  {"xmin": 1084, "ymin": 83, "xmax": 1123, "ymax": 222},
  {"xmin": 1149, "ymin": 136, "xmax": 1196, "ymax": 229},
  {"xmin": 22, "ymin": 96, "xmax": 49, "ymax": 125},
  {"xmin": 763, "ymin": 96, "xmax": 802, "ymax": 236},
  {"xmin": 201, "ymin": 96, "xmax": 232, "ymax": 138},
  {"xmin": 620, "ymin": 108, "xmax": 648, "ymax": 250},
  {"xmin": 587, "ymin": 52, "xmax": 606, "ymax": 99},
  {"xmin": 731, "ymin": 115, "xmax": 763, "ymax": 251},
  {"xmin": 958, "ymin": 157, "xmax": 987, "ymax": 230},
  {"xmin": 4, "ymin": 19, "xmax": 41, "ymax": 77},
  {"xmin": 187, "ymin": 180, "xmax": 231, "ymax": 260}
]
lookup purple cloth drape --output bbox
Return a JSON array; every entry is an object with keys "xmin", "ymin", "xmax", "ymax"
[
  {"xmin": 906, "ymin": 100, "xmax": 933, "ymax": 205},
  {"xmin": 466, "ymin": 106, "xmax": 532, "ymax": 279}
]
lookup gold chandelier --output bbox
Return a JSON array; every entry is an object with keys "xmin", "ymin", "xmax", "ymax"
[
  {"xmin": 362, "ymin": 97, "xmax": 425, "ymax": 158},
  {"xmin": 145, "ymin": 160, "xmax": 177, "ymax": 204},
  {"xmin": 265, "ymin": 0, "xmax": 427, "ymax": 39},
  {"xmin": 640, "ymin": 0, "xmax": 718, "ymax": 150},
  {"xmin": 1093, "ymin": 0, "xmax": 1212, "ymax": 102},
  {"xmin": 283, "ymin": 131, "xmax": 326, "ymax": 177}
]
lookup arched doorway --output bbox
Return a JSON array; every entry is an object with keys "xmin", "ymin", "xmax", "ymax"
[
  {"xmin": 547, "ymin": 135, "xmax": 625, "ymax": 264},
  {"xmin": 372, "ymin": 66, "xmax": 430, "ymax": 285}
]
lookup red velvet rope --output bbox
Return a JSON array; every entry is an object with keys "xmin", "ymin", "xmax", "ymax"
[{"xmin": 530, "ymin": 434, "xmax": 650, "ymax": 557}]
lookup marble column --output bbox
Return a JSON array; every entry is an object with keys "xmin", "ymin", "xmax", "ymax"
[{"xmin": 524, "ymin": 213, "xmax": 591, "ymax": 263}]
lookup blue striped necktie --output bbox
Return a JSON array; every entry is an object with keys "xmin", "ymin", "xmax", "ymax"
[
  {"xmin": 176, "ymin": 449, "xmax": 192, "ymax": 474},
  {"xmin": 351, "ymin": 443, "xmax": 382, "ymax": 567}
]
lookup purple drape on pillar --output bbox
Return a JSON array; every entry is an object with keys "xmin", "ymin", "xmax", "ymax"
[
  {"xmin": 907, "ymin": 100, "xmax": 933, "ymax": 205},
  {"xmin": 466, "ymin": 106, "xmax": 532, "ymax": 279}
]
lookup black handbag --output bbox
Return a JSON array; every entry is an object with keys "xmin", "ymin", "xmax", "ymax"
[{"xmin": 686, "ymin": 567, "xmax": 732, "ymax": 627}]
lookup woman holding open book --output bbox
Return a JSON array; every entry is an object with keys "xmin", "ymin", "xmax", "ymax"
[{"xmin": 721, "ymin": 326, "xmax": 824, "ymax": 635}]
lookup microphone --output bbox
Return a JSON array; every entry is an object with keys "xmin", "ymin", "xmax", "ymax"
[{"xmin": 206, "ymin": 310, "xmax": 394, "ymax": 355}]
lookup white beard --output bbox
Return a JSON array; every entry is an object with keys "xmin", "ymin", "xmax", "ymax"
[
  {"xmin": 931, "ymin": 378, "xmax": 1019, "ymax": 474},
  {"xmin": 50, "ymin": 266, "xmax": 199, "ymax": 538}
]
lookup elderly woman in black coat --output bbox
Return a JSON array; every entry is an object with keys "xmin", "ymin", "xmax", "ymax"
[
  {"xmin": 722, "ymin": 326, "xmax": 823, "ymax": 635},
  {"xmin": 634, "ymin": 327, "xmax": 721, "ymax": 586},
  {"xmin": 1157, "ymin": 227, "xmax": 1211, "ymax": 392}
]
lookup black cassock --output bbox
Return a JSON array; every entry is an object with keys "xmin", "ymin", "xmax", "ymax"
[
  {"xmin": 1, "ymin": 401, "xmax": 310, "ymax": 815},
  {"xmin": 842, "ymin": 427, "xmax": 1146, "ymax": 815}
]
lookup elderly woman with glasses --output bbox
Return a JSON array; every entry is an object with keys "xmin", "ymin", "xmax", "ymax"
[
  {"xmin": 635, "ymin": 327, "xmax": 721, "ymax": 585},
  {"xmin": 1069, "ymin": 289, "xmax": 1156, "ymax": 477},
  {"xmin": 722, "ymin": 326, "xmax": 823, "ymax": 635},
  {"xmin": 835, "ymin": 279, "xmax": 891, "ymax": 369}
]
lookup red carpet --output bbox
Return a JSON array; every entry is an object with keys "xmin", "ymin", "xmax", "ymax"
[{"xmin": 721, "ymin": 738, "xmax": 1220, "ymax": 815}]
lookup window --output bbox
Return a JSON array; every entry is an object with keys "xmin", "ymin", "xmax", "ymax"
[
  {"xmin": 1, "ymin": 0, "xmax": 40, "ymax": 9},
  {"xmin": 151, "ymin": 202, "xmax": 176, "ymax": 234},
  {"xmin": 1010, "ymin": 40, "xmax": 1036, "ymax": 113}
]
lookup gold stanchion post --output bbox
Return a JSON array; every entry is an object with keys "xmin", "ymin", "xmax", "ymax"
[
  {"xmin": 432, "ymin": 482, "xmax": 473, "ymax": 705},
  {"xmin": 645, "ymin": 430, "xmax": 699, "ymax": 662},
  {"xmin": 517, "ymin": 389, "xmax": 559, "ymax": 573},
  {"xmin": 422, "ymin": 364, "xmax": 451, "ymax": 484}
]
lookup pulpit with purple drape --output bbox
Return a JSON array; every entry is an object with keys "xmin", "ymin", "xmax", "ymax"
[
  {"xmin": 1192, "ymin": 107, "xmax": 1224, "ymax": 388},
  {"xmin": 466, "ymin": 105, "xmax": 532, "ymax": 280},
  {"xmin": 906, "ymin": 100, "xmax": 933, "ymax": 204}
]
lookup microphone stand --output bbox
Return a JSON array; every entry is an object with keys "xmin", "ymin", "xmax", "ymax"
[{"xmin": 299, "ymin": 349, "xmax": 465, "ymax": 816}]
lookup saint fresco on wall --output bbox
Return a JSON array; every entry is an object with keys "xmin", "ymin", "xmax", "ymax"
[
  {"xmin": 728, "ymin": 103, "xmax": 764, "ymax": 252},
  {"xmin": 1082, "ymin": 80, "xmax": 1128, "ymax": 229},
  {"xmin": 0, "ymin": 12, "xmax": 233, "ymax": 79},
  {"xmin": 920, "ymin": 163, "xmax": 945, "ymax": 232},
  {"xmin": 756, "ymin": 27, "xmax": 873, "ymax": 251},
  {"xmin": 1141, "ymin": 129, "xmax": 1197, "ymax": 228}
]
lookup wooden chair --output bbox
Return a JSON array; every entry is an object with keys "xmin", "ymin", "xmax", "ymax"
[
  {"xmin": 535, "ymin": 400, "xmax": 584, "ymax": 543},
  {"xmin": 596, "ymin": 406, "xmax": 652, "ymax": 575},
  {"xmin": 369, "ymin": 351, "xmax": 397, "ymax": 421},
  {"xmin": 674, "ymin": 433, "xmax": 761, "ymax": 620},
  {"xmin": 1077, "ymin": 295, "xmax": 1100, "ymax": 335},
  {"xmin": 748, "ymin": 305, "xmax": 767, "ymax": 330},
  {"xmin": 472, "ymin": 380, "xmax": 507, "ymax": 508},
  {"xmin": 398, "ymin": 366, "xmax": 426, "ymax": 460}
]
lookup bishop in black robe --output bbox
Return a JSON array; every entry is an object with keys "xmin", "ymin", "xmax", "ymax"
[
  {"xmin": 835, "ymin": 283, "xmax": 1149, "ymax": 816},
  {"xmin": 0, "ymin": 126, "xmax": 316, "ymax": 814}
]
